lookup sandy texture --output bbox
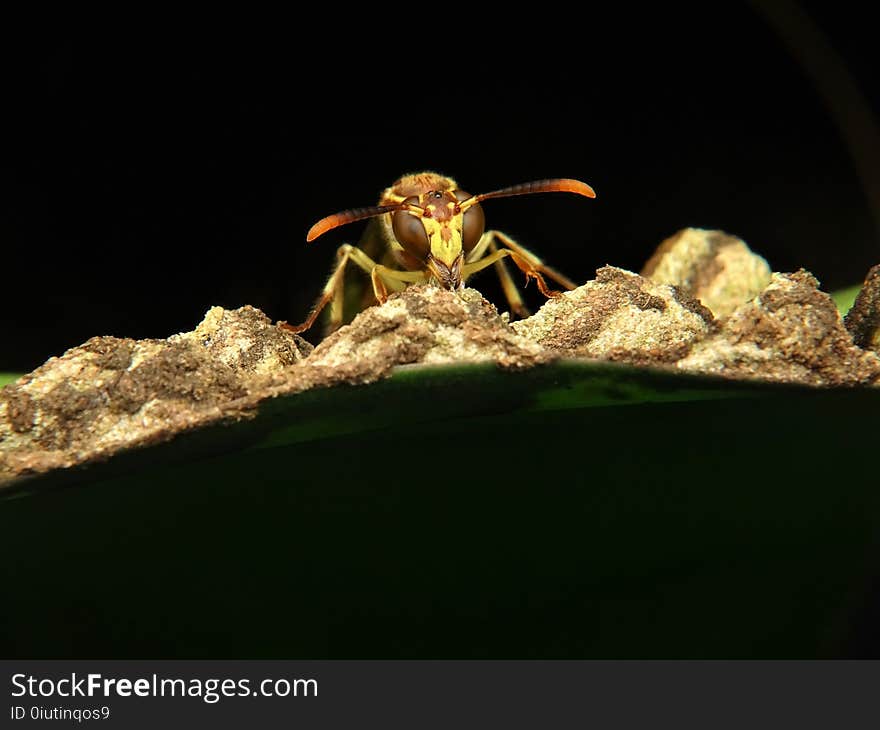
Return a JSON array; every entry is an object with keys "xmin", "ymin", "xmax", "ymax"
[
  {"xmin": 844, "ymin": 264, "xmax": 880, "ymax": 353},
  {"xmin": 3, "ymin": 251, "xmax": 879, "ymax": 486},
  {"xmin": 309, "ymin": 285, "xmax": 547, "ymax": 370},
  {"xmin": 0, "ymin": 290, "xmax": 546, "ymax": 484},
  {"xmin": 511, "ymin": 266, "xmax": 715, "ymax": 364},
  {"xmin": 677, "ymin": 271, "xmax": 880, "ymax": 385},
  {"xmin": 0, "ymin": 307, "xmax": 311, "ymax": 482},
  {"xmin": 642, "ymin": 228, "xmax": 772, "ymax": 317}
]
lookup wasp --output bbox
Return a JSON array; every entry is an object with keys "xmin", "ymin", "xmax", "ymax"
[{"xmin": 281, "ymin": 171, "xmax": 596, "ymax": 334}]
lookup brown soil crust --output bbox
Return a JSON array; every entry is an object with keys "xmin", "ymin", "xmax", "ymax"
[
  {"xmin": 511, "ymin": 266, "xmax": 716, "ymax": 364},
  {"xmin": 642, "ymin": 227, "xmax": 771, "ymax": 317},
  {"xmin": 0, "ymin": 289, "xmax": 547, "ymax": 484},
  {"xmin": 677, "ymin": 270, "xmax": 880, "ymax": 385},
  {"xmin": 845, "ymin": 264, "xmax": 880, "ymax": 352},
  {"xmin": 2, "ymin": 229, "xmax": 878, "ymax": 486}
]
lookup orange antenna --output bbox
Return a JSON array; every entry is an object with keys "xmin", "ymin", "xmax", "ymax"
[
  {"xmin": 307, "ymin": 205, "xmax": 399, "ymax": 242},
  {"xmin": 307, "ymin": 202, "xmax": 427, "ymax": 242},
  {"xmin": 459, "ymin": 178, "xmax": 596, "ymax": 210}
]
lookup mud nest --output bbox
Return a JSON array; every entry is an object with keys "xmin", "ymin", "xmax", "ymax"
[{"xmin": 2, "ymin": 228, "xmax": 878, "ymax": 485}]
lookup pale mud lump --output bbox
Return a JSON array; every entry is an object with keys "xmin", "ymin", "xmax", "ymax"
[
  {"xmin": 2, "ymin": 231, "xmax": 879, "ymax": 486},
  {"xmin": 677, "ymin": 271, "xmax": 880, "ymax": 385},
  {"xmin": 641, "ymin": 227, "xmax": 772, "ymax": 317},
  {"xmin": 845, "ymin": 264, "xmax": 880, "ymax": 353},
  {"xmin": 511, "ymin": 266, "xmax": 715, "ymax": 364},
  {"xmin": 0, "ymin": 289, "xmax": 546, "ymax": 484}
]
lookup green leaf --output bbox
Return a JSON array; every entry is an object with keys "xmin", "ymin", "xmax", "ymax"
[
  {"xmin": 831, "ymin": 284, "xmax": 862, "ymax": 315},
  {"xmin": 0, "ymin": 373, "xmax": 22, "ymax": 387},
  {"xmin": 1, "ymin": 360, "xmax": 878, "ymax": 659}
]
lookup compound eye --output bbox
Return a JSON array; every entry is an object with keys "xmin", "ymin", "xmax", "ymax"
[
  {"xmin": 392, "ymin": 196, "xmax": 429, "ymax": 260},
  {"xmin": 455, "ymin": 190, "xmax": 485, "ymax": 253}
]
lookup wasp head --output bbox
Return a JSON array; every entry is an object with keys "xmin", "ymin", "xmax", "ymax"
[{"xmin": 391, "ymin": 189, "xmax": 485, "ymax": 289}]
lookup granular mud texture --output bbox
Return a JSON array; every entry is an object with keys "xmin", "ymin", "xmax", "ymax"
[
  {"xmin": 678, "ymin": 271, "xmax": 880, "ymax": 385},
  {"xmin": 511, "ymin": 266, "xmax": 715, "ymax": 364},
  {"xmin": 844, "ymin": 264, "xmax": 880, "ymax": 353},
  {"xmin": 0, "ymin": 289, "xmax": 546, "ymax": 484},
  {"xmin": 3, "ymin": 260, "xmax": 879, "ymax": 486},
  {"xmin": 641, "ymin": 228, "xmax": 772, "ymax": 317}
]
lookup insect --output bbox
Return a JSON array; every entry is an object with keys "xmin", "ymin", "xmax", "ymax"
[{"xmin": 280, "ymin": 171, "xmax": 596, "ymax": 334}]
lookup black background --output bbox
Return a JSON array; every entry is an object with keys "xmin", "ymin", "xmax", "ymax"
[
  {"xmin": 3, "ymin": 5, "xmax": 880, "ymax": 662},
  {"xmin": 3, "ymin": 3, "xmax": 878, "ymax": 371}
]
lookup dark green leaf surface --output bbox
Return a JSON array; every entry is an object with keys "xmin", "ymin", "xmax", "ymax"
[{"xmin": 1, "ymin": 361, "xmax": 878, "ymax": 659}]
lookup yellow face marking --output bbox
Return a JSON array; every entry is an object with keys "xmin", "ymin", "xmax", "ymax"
[{"xmin": 421, "ymin": 213, "xmax": 465, "ymax": 268}]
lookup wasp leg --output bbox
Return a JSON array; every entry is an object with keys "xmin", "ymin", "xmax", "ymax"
[
  {"xmin": 333, "ymin": 218, "xmax": 391, "ymax": 334},
  {"xmin": 485, "ymin": 230, "xmax": 579, "ymax": 291},
  {"xmin": 463, "ymin": 247, "xmax": 560, "ymax": 299},
  {"xmin": 467, "ymin": 232, "xmax": 530, "ymax": 318},
  {"xmin": 280, "ymin": 245, "xmax": 423, "ymax": 334},
  {"xmin": 280, "ymin": 244, "xmax": 367, "ymax": 334}
]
